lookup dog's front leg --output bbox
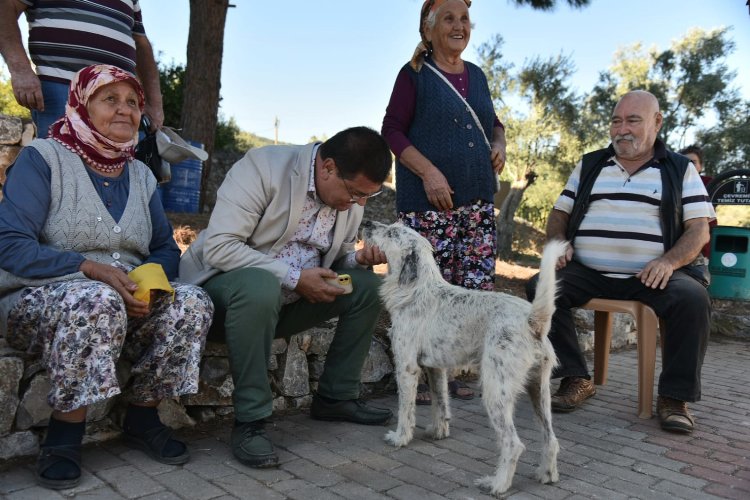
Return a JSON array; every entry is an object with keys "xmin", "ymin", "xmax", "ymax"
[
  {"xmin": 424, "ymin": 367, "xmax": 450, "ymax": 439},
  {"xmin": 384, "ymin": 363, "xmax": 419, "ymax": 448}
]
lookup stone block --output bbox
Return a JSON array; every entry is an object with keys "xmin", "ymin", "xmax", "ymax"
[
  {"xmin": 0, "ymin": 430, "xmax": 39, "ymax": 459},
  {"xmin": 21, "ymin": 122, "xmax": 35, "ymax": 146},
  {"xmin": 271, "ymin": 338, "xmax": 287, "ymax": 355},
  {"xmin": 0, "ymin": 144, "xmax": 22, "ymax": 187},
  {"xmin": 360, "ymin": 340, "xmax": 393, "ymax": 383},
  {"xmin": 158, "ymin": 398, "xmax": 195, "ymax": 429},
  {"xmin": 15, "ymin": 372, "xmax": 51, "ymax": 430},
  {"xmin": 276, "ymin": 334, "xmax": 309, "ymax": 397},
  {"xmin": 0, "ymin": 115, "xmax": 22, "ymax": 144},
  {"xmin": 0, "ymin": 357, "xmax": 23, "ymax": 435}
]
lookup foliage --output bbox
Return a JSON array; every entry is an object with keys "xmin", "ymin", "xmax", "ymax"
[
  {"xmin": 0, "ymin": 69, "xmax": 30, "ymax": 118},
  {"xmin": 478, "ymin": 35, "xmax": 584, "ymax": 256}
]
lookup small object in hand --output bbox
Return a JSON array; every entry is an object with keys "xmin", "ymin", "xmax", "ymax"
[{"xmin": 325, "ymin": 274, "xmax": 353, "ymax": 294}]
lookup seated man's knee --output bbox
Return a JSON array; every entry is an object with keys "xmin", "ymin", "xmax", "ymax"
[
  {"xmin": 218, "ymin": 268, "xmax": 281, "ymax": 310},
  {"xmin": 343, "ymin": 268, "xmax": 381, "ymax": 300}
]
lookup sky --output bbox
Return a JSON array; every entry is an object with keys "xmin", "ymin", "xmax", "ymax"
[{"xmin": 7, "ymin": 0, "xmax": 750, "ymax": 145}]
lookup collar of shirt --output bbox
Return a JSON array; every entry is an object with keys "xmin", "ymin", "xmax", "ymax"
[{"xmin": 308, "ymin": 143, "xmax": 322, "ymax": 201}]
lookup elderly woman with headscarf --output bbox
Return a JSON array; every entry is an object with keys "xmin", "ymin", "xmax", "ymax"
[
  {"xmin": 381, "ymin": 0, "xmax": 507, "ymax": 403},
  {"xmin": 0, "ymin": 64, "xmax": 213, "ymax": 490}
]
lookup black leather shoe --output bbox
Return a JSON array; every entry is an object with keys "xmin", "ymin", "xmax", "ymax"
[{"xmin": 310, "ymin": 396, "xmax": 392, "ymax": 425}]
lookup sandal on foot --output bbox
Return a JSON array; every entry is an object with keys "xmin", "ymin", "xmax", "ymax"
[
  {"xmin": 36, "ymin": 444, "xmax": 82, "ymax": 490},
  {"xmin": 124, "ymin": 425, "xmax": 190, "ymax": 465},
  {"xmin": 415, "ymin": 383, "xmax": 432, "ymax": 406},
  {"xmin": 448, "ymin": 380, "xmax": 474, "ymax": 400}
]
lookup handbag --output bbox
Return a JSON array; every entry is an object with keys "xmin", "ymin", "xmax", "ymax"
[{"xmin": 135, "ymin": 116, "xmax": 171, "ymax": 184}]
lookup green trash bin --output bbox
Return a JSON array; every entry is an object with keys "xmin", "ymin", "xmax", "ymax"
[{"xmin": 708, "ymin": 226, "xmax": 750, "ymax": 300}]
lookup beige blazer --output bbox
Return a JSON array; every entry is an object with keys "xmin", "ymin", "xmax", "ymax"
[{"xmin": 179, "ymin": 143, "xmax": 363, "ymax": 285}]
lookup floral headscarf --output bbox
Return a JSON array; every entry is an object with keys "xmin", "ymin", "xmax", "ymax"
[
  {"xmin": 49, "ymin": 64, "xmax": 145, "ymax": 173},
  {"xmin": 410, "ymin": 0, "xmax": 472, "ymax": 71}
]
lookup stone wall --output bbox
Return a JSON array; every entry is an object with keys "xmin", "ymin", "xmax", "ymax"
[{"xmin": 0, "ymin": 115, "xmax": 35, "ymax": 201}]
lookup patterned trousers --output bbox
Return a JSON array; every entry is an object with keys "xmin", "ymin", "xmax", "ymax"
[
  {"xmin": 399, "ymin": 199, "xmax": 496, "ymax": 291},
  {"xmin": 7, "ymin": 279, "xmax": 213, "ymax": 412}
]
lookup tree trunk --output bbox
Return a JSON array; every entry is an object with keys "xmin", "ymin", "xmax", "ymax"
[
  {"xmin": 496, "ymin": 180, "xmax": 530, "ymax": 260},
  {"xmin": 181, "ymin": 0, "xmax": 229, "ymax": 212}
]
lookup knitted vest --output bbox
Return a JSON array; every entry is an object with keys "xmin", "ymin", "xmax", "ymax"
[
  {"xmin": 0, "ymin": 139, "xmax": 155, "ymax": 295},
  {"xmin": 395, "ymin": 57, "xmax": 496, "ymax": 212}
]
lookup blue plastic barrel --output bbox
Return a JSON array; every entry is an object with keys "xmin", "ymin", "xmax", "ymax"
[{"xmin": 161, "ymin": 140, "xmax": 203, "ymax": 213}]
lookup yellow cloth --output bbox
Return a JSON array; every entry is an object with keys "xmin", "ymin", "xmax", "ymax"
[{"xmin": 127, "ymin": 263, "xmax": 175, "ymax": 304}]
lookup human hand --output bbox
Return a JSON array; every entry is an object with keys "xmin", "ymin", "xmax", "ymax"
[
  {"xmin": 636, "ymin": 257, "xmax": 674, "ymax": 289},
  {"xmin": 490, "ymin": 143, "xmax": 506, "ymax": 174},
  {"xmin": 142, "ymin": 102, "xmax": 164, "ymax": 131},
  {"xmin": 356, "ymin": 243, "xmax": 387, "ymax": 266},
  {"xmin": 11, "ymin": 68, "xmax": 44, "ymax": 111},
  {"xmin": 422, "ymin": 166, "xmax": 454, "ymax": 210},
  {"xmin": 295, "ymin": 267, "xmax": 345, "ymax": 303},
  {"xmin": 79, "ymin": 260, "xmax": 150, "ymax": 317},
  {"xmin": 556, "ymin": 243, "xmax": 574, "ymax": 270}
]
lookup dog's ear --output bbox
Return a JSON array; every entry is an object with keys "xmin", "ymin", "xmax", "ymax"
[{"xmin": 398, "ymin": 249, "xmax": 419, "ymax": 286}]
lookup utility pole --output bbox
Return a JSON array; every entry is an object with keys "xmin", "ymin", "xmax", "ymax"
[{"xmin": 274, "ymin": 116, "xmax": 279, "ymax": 145}]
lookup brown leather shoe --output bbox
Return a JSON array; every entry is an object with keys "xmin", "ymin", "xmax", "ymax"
[
  {"xmin": 657, "ymin": 396, "xmax": 695, "ymax": 434},
  {"xmin": 551, "ymin": 377, "xmax": 596, "ymax": 412}
]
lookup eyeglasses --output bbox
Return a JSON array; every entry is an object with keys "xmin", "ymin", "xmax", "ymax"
[{"xmin": 341, "ymin": 176, "xmax": 382, "ymax": 203}]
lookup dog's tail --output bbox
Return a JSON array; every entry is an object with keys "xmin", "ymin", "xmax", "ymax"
[{"xmin": 528, "ymin": 240, "xmax": 567, "ymax": 339}]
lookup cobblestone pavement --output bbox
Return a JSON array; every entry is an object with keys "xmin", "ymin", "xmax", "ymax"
[{"xmin": 1, "ymin": 337, "xmax": 748, "ymax": 499}]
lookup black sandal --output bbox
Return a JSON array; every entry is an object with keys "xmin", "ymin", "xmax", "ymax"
[
  {"xmin": 123, "ymin": 425, "xmax": 190, "ymax": 465},
  {"xmin": 36, "ymin": 444, "xmax": 82, "ymax": 490},
  {"xmin": 415, "ymin": 383, "xmax": 432, "ymax": 406}
]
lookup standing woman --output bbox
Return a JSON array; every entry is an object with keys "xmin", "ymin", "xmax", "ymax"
[
  {"xmin": 0, "ymin": 65, "xmax": 213, "ymax": 490},
  {"xmin": 381, "ymin": 0, "xmax": 506, "ymax": 402}
]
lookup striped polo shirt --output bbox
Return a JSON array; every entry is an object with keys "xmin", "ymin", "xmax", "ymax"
[
  {"xmin": 555, "ymin": 151, "xmax": 715, "ymax": 278},
  {"xmin": 21, "ymin": 0, "xmax": 145, "ymax": 83}
]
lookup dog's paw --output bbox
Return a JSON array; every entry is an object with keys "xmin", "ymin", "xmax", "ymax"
[
  {"xmin": 384, "ymin": 430, "xmax": 411, "ymax": 448},
  {"xmin": 536, "ymin": 464, "xmax": 559, "ymax": 484},
  {"xmin": 426, "ymin": 421, "xmax": 450, "ymax": 440},
  {"xmin": 475, "ymin": 475, "xmax": 512, "ymax": 497}
]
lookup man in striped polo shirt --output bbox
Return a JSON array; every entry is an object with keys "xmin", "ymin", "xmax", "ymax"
[
  {"xmin": 0, "ymin": 0, "xmax": 163, "ymax": 137},
  {"xmin": 527, "ymin": 90, "xmax": 715, "ymax": 434}
]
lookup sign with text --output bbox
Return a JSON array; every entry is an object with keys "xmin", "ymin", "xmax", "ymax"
[{"xmin": 711, "ymin": 178, "xmax": 750, "ymax": 205}]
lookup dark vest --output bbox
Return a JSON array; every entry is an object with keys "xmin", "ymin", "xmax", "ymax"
[
  {"xmin": 395, "ymin": 57, "xmax": 496, "ymax": 212},
  {"xmin": 566, "ymin": 142, "xmax": 709, "ymax": 286}
]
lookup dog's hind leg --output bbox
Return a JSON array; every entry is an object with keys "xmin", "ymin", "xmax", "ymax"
[
  {"xmin": 475, "ymin": 367, "xmax": 525, "ymax": 495},
  {"xmin": 384, "ymin": 362, "xmax": 419, "ymax": 447},
  {"xmin": 527, "ymin": 358, "xmax": 560, "ymax": 484},
  {"xmin": 425, "ymin": 367, "xmax": 450, "ymax": 439}
]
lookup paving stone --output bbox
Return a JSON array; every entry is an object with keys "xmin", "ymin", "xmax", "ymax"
[
  {"xmin": 0, "ymin": 466, "xmax": 36, "ymax": 494},
  {"xmin": 96, "ymin": 464, "xmax": 165, "ymax": 498},
  {"xmin": 212, "ymin": 472, "xmax": 285, "ymax": 499},
  {"xmin": 153, "ymin": 468, "xmax": 225, "ymax": 499},
  {"xmin": 333, "ymin": 462, "xmax": 404, "ymax": 492}
]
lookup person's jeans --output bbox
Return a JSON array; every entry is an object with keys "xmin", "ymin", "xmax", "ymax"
[
  {"xmin": 526, "ymin": 260, "xmax": 711, "ymax": 402},
  {"xmin": 202, "ymin": 266, "xmax": 383, "ymax": 423},
  {"xmin": 32, "ymin": 80, "xmax": 69, "ymax": 138}
]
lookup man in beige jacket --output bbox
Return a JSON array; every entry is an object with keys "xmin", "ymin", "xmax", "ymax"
[{"xmin": 180, "ymin": 127, "xmax": 392, "ymax": 468}]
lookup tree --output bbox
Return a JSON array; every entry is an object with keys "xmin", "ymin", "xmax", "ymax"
[
  {"xmin": 478, "ymin": 36, "xmax": 582, "ymax": 259},
  {"xmin": 583, "ymin": 27, "xmax": 747, "ymax": 174},
  {"xmin": 0, "ymin": 69, "xmax": 29, "ymax": 118},
  {"xmin": 181, "ymin": 0, "xmax": 231, "ymax": 211}
]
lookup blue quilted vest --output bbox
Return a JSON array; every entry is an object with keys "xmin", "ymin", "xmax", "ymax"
[{"xmin": 395, "ymin": 56, "xmax": 497, "ymax": 212}]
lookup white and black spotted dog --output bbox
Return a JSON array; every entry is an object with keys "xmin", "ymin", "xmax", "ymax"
[{"xmin": 362, "ymin": 221, "xmax": 565, "ymax": 496}]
